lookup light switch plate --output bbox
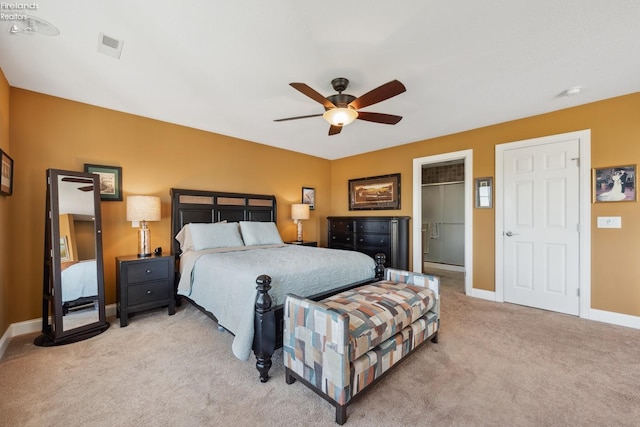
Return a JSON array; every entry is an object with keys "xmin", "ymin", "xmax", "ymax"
[{"xmin": 597, "ymin": 216, "xmax": 621, "ymax": 228}]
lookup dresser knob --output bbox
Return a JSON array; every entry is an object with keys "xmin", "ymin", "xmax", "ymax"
[
  {"xmin": 146, "ymin": 290, "xmax": 152, "ymax": 294},
  {"xmin": 146, "ymin": 269, "xmax": 152, "ymax": 274}
]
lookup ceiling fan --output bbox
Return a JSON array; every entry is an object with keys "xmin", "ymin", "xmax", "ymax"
[
  {"xmin": 274, "ymin": 78, "xmax": 406, "ymax": 136},
  {"xmin": 61, "ymin": 177, "xmax": 94, "ymax": 192}
]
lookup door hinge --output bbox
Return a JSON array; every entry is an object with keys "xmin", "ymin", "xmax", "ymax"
[{"xmin": 577, "ymin": 288, "xmax": 580, "ymax": 297}]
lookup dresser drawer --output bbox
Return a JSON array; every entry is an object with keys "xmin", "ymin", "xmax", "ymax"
[
  {"xmin": 127, "ymin": 261, "xmax": 170, "ymax": 283},
  {"xmin": 329, "ymin": 219, "xmax": 353, "ymax": 233},
  {"xmin": 330, "ymin": 232, "xmax": 354, "ymax": 245},
  {"xmin": 356, "ymin": 233, "xmax": 390, "ymax": 248},
  {"xmin": 355, "ymin": 220, "xmax": 389, "ymax": 234},
  {"xmin": 127, "ymin": 280, "xmax": 170, "ymax": 306}
]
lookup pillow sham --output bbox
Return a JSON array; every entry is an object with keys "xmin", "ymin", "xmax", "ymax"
[
  {"xmin": 175, "ymin": 225, "xmax": 195, "ymax": 252},
  {"xmin": 176, "ymin": 222, "xmax": 243, "ymax": 251},
  {"xmin": 238, "ymin": 221, "xmax": 284, "ymax": 246}
]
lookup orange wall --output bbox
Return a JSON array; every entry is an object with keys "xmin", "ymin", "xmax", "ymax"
[
  {"xmin": 5, "ymin": 84, "xmax": 640, "ymax": 329},
  {"xmin": 0, "ymin": 69, "xmax": 9, "ymax": 336},
  {"xmin": 8, "ymin": 88, "xmax": 331, "ymax": 324},
  {"xmin": 332, "ymin": 93, "xmax": 640, "ymax": 317}
]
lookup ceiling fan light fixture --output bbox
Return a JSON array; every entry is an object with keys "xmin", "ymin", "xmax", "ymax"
[{"xmin": 323, "ymin": 107, "xmax": 358, "ymax": 126}]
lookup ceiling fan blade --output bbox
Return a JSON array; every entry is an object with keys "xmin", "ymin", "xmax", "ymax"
[
  {"xmin": 356, "ymin": 111, "xmax": 403, "ymax": 125},
  {"xmin": 273, "ymin": 113, "xmax": 324, "ymax": 122},
  {"xmin": 348, "ymin": 80, "xmax": 406, "ymax": 110},
  {"xmin": 290, "ymin": 83, "xmax": 336, "ymax": 109},
  {"xmin": 328, "ymin": 125, "xmax": 342, "ymax": 136},
  {"xmin": 61, "ymin": 177, "xmax": 94, "ymax": 184}
]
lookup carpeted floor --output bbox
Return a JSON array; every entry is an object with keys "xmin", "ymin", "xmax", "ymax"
[{"xmin": 2, "ymin": 269, "xmax": 639, "ymax": 426}]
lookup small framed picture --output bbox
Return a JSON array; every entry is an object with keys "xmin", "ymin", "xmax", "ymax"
[
  {"xmin": 84, "ymin": 164, "xmax": 122, "ymax": 201},
  {"xmin": 593, "ymin": 165, "xmax": 636, "ymax": 203},
  {"xmin": 475, "ymin": 177, "xmax": 493, "ymax": 208},
  {"xmin": 59, "ymin": 236, "xmax": 70, "ymax": 262},
  {"xmin": 302, "ymin": 187, "xmax": 315, "ymax": 210},
  {"xmin": 0, "ymin": 149, "xmax": 14, "ymax": 196}
]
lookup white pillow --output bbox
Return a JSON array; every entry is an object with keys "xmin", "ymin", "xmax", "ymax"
[
  {"xmin": 176, "ymin": 222, "xmax": 243, "ymax": 251},
  {"xmin": 175, "ymin": 225, "xmax": 195, "ymax": 252},
  {"xmin": 239, "ymin": 221, "xmax": 283, "ymax": 246}
]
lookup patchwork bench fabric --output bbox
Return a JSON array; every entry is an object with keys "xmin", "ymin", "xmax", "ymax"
[{"xmin": 283, "ymin": 269, "xmax": 440, "ymax": 424}]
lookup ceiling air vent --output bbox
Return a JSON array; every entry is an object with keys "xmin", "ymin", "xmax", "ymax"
[{"xmin": 97, "ymin": 33, "xmax": 124, "ymax": 59}]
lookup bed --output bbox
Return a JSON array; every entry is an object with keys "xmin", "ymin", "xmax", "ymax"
[
  {"xmin": 61, "ymin": 259, "xmax": 98, "ymax": 314},
  {"xmin": 171, "ymin": 188, "xmax": 384, "ymax": 382}
]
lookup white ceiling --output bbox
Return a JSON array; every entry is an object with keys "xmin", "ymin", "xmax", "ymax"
[{"xmin": 1, "ymin": 1, "xmax": 639, "ymax": 160}]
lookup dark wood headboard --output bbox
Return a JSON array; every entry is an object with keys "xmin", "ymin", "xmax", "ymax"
[{"xmin": 170, "ymin": 188, "xmax": 277, "ymax": 257}]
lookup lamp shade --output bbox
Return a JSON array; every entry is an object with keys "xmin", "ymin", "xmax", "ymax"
[
  {"xmin": 323, "ymin": 107, "xmax": 358, "ymax": 126},
  {"xmin": 291, "ymin": 203, "xmax": 310, "ymax": 221},
  {"xmin": 126, "ymin": 196, "xmax": 161, "ymax": 222}
]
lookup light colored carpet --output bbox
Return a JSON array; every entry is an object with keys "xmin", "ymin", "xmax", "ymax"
[{"xmin": 2, "ymin": 269, "xmax": 640, "ymax": 426}]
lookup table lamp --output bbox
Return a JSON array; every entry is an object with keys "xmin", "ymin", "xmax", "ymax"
[
  {"xmin": 126, "ymin": 195, "xmax": 161, "ymax": 257},
  {"xmin": 291, "ymin": 203, "xmax": 310, "ymax": 242}
]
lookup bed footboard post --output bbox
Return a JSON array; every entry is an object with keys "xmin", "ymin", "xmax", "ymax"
[
  {"xmin": 254, "ymin": 274, "xmax": 276, "ymax": 383},
  {"xmin": 374, "ymin": 253, "xmax": 386, "ymax": 279}
]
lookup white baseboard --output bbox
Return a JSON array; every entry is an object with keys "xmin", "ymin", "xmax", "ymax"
[
  {"xmin": 424, "ymin": 262, "xmax": 465, "ymax": 272},
  {"xmin": 471, "ymin": 288, "xmax": 496, "ymax": 301},
  {"xmin": 0, "ymin": 324, "xmax": 12, "ymax": 360},
  {"xmin": 0, "ymin": 304, "xmax": 117, "ymax": 360},
  {"xmin": 588, "ymin": 308, "xmax": 640, "ymax": 330}
]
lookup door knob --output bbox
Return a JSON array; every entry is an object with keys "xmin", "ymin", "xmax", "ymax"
[{"xmin": 505, "ymin": 231, "xmax": 519, "ymax": 236}]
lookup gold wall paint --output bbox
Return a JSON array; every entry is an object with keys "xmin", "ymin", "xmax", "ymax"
[
  {"xmin": 5, "ymin": 84, "xmax": 640, "ymax": 328},
  {"xmin": 0, "ymin": 69, "xmax": 9, "ymax": 337},
  {"xmin": 8, "ymin": 88, "xmax": 331, "ymax": 323},
  {"xmin": 332, "ymin": 93, "xmax": 640, "ymax": 317}
]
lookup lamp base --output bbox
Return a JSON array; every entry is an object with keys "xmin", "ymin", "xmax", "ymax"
[
  {"xmin": 137, "ymin": 222, "xmax": 152, "ymax": 258},
  {"xmin": 296, "ymin": 221, "xmax": 303, "ymax": 242}
]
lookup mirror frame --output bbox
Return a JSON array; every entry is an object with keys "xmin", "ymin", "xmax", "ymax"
[{"xmin": 35, "ymin": 169, "xmax": 109, "ymax": 346}]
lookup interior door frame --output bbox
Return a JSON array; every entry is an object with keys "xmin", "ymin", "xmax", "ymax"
[
  {"xmin": 494, "ymin": 129, "xmax": 591, "ymax": 318},
  {"xmin": 413, "ymin": 150, "xmax": 473, "ymax": 295}
]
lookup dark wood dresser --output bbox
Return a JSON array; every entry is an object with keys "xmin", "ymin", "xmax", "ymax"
[{"xmin": 327, "ymin": 216, "xmax": 410, "ymax": 270}]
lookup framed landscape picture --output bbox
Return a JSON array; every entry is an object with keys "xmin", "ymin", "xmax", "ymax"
[
  {"xmin": 84, "ymin": 164, "xmax": 122, "ymax": 201},
  {"xmin": 348, "ymin": 173, "xmax": 400, "ymax": 210}
]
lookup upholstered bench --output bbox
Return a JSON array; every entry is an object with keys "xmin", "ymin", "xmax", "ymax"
[{"xmin": 283, "ymin": 269, "xmax": 440, "ymax": 424}]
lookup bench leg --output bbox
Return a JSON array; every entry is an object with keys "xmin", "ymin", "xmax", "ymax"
[
  {"xmin": 430, "ymin": 331, "xmax": 439, "ymax": 344},
  {"xmin": 336, "ymin": 404, "xmax": 347, "ymax": 425},
  {"xmin": 285, "ymin": 368, "xmax": 296, "ymax": 385}
]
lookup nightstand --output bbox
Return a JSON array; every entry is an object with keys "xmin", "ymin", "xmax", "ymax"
[
  {"xmin": 116, "ymin": 254, "xmax": 175, "ymax": 327},
  {"xmin": 285, "ymin": 241, "xmax": 318, "ymax": 247}
]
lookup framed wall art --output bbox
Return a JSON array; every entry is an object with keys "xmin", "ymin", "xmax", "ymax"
[
  {"xmin": 0, "ymin": 149, "xmax": 13, "ymax": 196},
  {"xmin": 593, "ymin": 165, "xmax": 636, "ymax": 203},
  {"xmin": 348, "ymin": 173, "xmax": 401, "ymax": 210},
  {"xmin": 302, "ymin": 187, "xmax": 315, "ymax": 210},
  {"xmin": 84, "ymin": 164, "xmax": 123, "ymax": 201},
  {"xmin": 59, "ymin": 236, "xmax": 70, "ymax": 262}
]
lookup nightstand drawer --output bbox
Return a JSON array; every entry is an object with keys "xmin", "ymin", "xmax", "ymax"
[
  {"xmin": 127, "ymin": 261, "xmax": 169, "ymax": 283},
  {"xmin": 127, "ymin": 280, "xmax": 169, "ymax": 306}
]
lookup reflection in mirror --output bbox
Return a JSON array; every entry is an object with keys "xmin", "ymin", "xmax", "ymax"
[{"xmin": 35, "ymin": 169, "xmax": 109, "ymax": 346}]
